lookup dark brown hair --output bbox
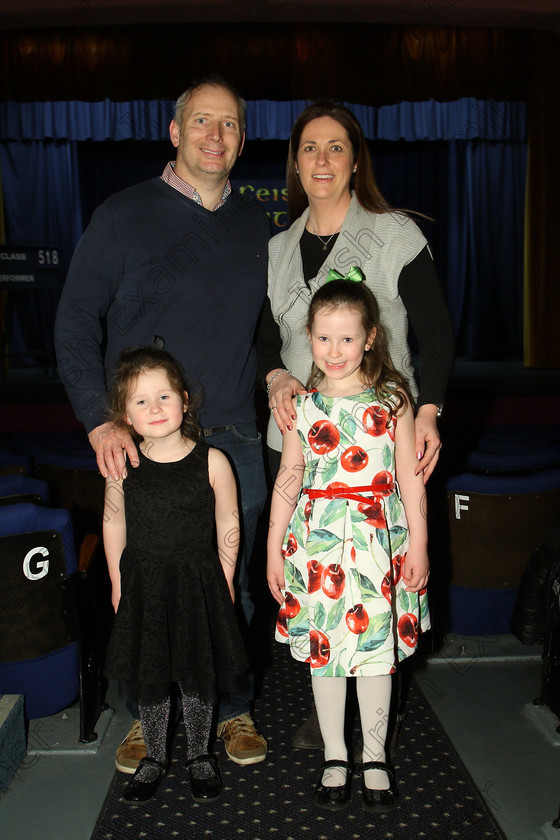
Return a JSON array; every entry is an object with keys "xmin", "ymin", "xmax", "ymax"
[
  {"xmin": 286, "ymin": 99, "xmax": 395, "ymax": 222},
  {"xmin": 109, "ymin": 346, "xmax": 202, "ymax": 443},
  {"xmin": 306, "ymin": 279, "xmax": 411, "ymax": 417}
]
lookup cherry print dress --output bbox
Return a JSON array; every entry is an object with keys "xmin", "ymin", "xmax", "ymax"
[
  {"xmin": 105, "ymin": 442, "xmax": 248, "ymax": 702},
  {"xmin": 275, "ymin": 388, "xmax": 430, "ymax": 676}
]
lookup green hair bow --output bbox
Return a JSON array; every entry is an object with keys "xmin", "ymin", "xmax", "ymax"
[{"xmin": 325, "ymin": 265, "xmax": 364, "ymax": 284}]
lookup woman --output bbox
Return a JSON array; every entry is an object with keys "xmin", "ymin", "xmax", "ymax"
[{"xmin": 263, "ymin": 100, "xmax": 454, "ymax": 483}]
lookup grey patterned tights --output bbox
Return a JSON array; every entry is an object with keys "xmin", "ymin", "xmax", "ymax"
[{"xmin": 135, "ymin": 683, "xmax": 214, "ymax": 782}]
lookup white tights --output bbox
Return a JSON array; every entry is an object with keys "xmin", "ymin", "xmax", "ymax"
[{"xmin": 311, "ymin": 674, "xmax": 392, "ymax": 789}]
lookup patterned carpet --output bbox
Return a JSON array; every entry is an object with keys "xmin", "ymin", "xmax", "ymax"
[{"xmin": 91, "ymin": 638, "xmax": 505, "ymax": 840}]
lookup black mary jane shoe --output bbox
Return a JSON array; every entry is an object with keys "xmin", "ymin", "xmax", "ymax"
[
  {"xmin": 123, "ymin": 757, "xmax": 167, "ymax": 803},
  {"xmin": 313, "ymin": 759, "xmax": 352, "ymax": 811},
  {"xmin": 185, "ymin": 754, "xmax": 222, "ymax": 802},
  {"xmin": 361, "ymin": 760, "xmax": 398, "ymax": 812}
]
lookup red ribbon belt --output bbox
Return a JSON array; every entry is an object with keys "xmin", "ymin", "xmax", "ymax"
[{"xmin": 303, "ymin": 482, "xmax": 394, "ymax": 504}]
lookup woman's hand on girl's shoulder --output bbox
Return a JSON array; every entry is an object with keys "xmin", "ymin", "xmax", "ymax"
[{"xmin": 267, "ymin": 371, "xmax": 306, "ymax": 435}]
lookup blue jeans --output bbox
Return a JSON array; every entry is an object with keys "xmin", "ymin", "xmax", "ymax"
[{"xmin": 204, "ymin": 421, "xmax": 267, "ymax": 723}]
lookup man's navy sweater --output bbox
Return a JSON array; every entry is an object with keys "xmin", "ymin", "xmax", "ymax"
[{"xmin": 55, "ymin": 178, "xmax": 270, "ymax": 431}]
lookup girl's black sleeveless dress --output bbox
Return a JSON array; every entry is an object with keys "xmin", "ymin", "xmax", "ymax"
[{"xmin": 104, "ymin": 442, "xmax": 248, "ymax": 702}]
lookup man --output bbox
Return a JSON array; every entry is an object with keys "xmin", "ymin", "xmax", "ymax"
[{"xmin": 55, "ymin": 75, "xmax": 271, "ymax": 770}]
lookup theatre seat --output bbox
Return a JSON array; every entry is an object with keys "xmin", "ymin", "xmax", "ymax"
[
  {"xmin": 445, "ymin": 469, "xmax": 560, "ymax": 634},
  {"xmin": 465, "ymin": 424, "xmax": 560, "ymax": 474},
  {"xmin": 0, "ymin": 474, "xmax": 51, "ymax": 506},
  {"xmin": 0, "ymin": 502, "xmax": 105, "ymax": 740},
  {"xmin": 0, "ymin": 447, "xmax": 32, "ymax": 477},
  {"xmin": 34, "ymin": 451, "xmax": 104, "ymax": 546}
]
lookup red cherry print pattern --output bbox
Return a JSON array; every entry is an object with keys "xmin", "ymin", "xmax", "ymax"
[
  {"xmin": 308, "ymin": 560, "xmax": 324, "ymax": 593},
  {"xmin": 381, "ymin": 570, "xmax": 392, "ymax": 603},
  {"xmin": 308, "ymin": 419, "xmax": 340, "ymax": 454},
  {"xmin": 392, "ymin": 554, "xmax": 403, "ymax": 585},
  {"xmin": 284, "ymin": 592, "xmax": 301, "ymax": 619},
  {"xmin": 341, "ymin": 445, "xmax": 369, "ymax": 472},
  {"xmin": 276, "ymin": 607, "xmax": 289, "ymax": 637},
  {"xmin": 372, "ymin": 470, "xmax": 394, "ymax": 496},
  {"xmin": 398, "ymin": 613, "xmax": 418, "ymax": 647},
  {"xmin": 284, "ymin": 532, "xmax": 297, "ymax": 557},
  {"xmin": 345, "ymin": 603, "xmax": 369, "ymax": 634},
  {"xmin": 304, "ymin": 499, "xmax": 312, "ymax": 535},
  {"xmin": 357, "ymin": 498, "xmax": 387, "ymax": 529},
  {"xmin": 362, "ymin": 405, "xmax": 390, "ymax": 437},
  {"xmin": 321, "ymin": 564, "xmax": 346, "ymax": 599},
  {"xmin": 309, "ymin": 628, "xmax": 330, "ymax": 668}
]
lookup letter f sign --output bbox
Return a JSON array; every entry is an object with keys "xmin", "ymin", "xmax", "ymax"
[{"xmin": 454, "ymin": 494, "xmax": 469, "ymax": 519}]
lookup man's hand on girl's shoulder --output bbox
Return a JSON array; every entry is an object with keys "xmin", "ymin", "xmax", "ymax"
[{"xmin": 89, "ymin": 422, "xmax": 138, "ymax": 480}]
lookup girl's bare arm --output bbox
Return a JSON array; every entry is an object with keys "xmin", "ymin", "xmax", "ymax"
[
  {"xmin": 208, "ymin": 447, "xmax": 240, "ymax": 601},
  {"xmin": 267, "ymin": 413, "xmax": 305, "ymax": 604},
  {"xmin": 103, "ymin": 476, "xmax": 127, "ymax": 612}
]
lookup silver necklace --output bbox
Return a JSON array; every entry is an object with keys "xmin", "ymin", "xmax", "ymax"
[{"xmin": 313, "ymin": 226, "xmax": 340, "ymax": 251}]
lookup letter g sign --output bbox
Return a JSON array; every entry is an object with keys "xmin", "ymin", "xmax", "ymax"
[{"xmin": 23, "ymin": 546, "xmax": 50, "ymax": 580}]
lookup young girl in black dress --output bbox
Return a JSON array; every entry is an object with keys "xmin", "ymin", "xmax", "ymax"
[{"xmin": 103, "ymin": 346, "xmax": 247, "ymax": 803}]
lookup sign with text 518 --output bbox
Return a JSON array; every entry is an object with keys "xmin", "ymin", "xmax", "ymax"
[{"xmin": 0, "ymin": 246, "xmax": 63, "ymax": 289}]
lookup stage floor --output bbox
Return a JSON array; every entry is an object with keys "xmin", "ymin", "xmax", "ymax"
[{"xmin": 0, "ymin": 632, "xmax": 552, "ymax": 840}]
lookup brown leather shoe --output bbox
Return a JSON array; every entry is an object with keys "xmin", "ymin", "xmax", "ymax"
[
  {"xmin": 217, "ymin": 714, "xmax": 267, "ymax": 765},
  {"xmin": 115, "ymin": 719, "xmax": 147, "ymax": 774}
]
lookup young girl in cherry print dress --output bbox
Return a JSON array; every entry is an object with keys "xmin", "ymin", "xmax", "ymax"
[
  {"xmin": 104, "ymin": 346, "xmax": 247, "ymax": 805},
  {"xmin": 267, "ymin": 276, "xmax": 430, "ymax": 812}
]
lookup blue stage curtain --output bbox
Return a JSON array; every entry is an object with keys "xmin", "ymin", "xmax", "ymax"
[
  {"xmin": 449, "ymin": 140, "xmax": 526, "ymax": 360},
  {"xmin": 0, "ymin": 139, "xmax": 82, "ymax": 367},
  {"xmin": 0, "ymin": 98, "xmax": 527, "ymax": 365},
  {"xmin": 0, "ymin": 98, "xmax": 525, "ymax": 142}
]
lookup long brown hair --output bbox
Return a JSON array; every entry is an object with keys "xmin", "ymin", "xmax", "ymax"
[
  {"xmin": 306, "ymin": 280, "xmax": 411, "ymax": 417},
  {"xmin": 109, "ymin": 346, "xmax": 202, "ymax": 443},
  {"xmin": 287, "ymin": 99, "xmax": 395, "ymax": 222}
]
